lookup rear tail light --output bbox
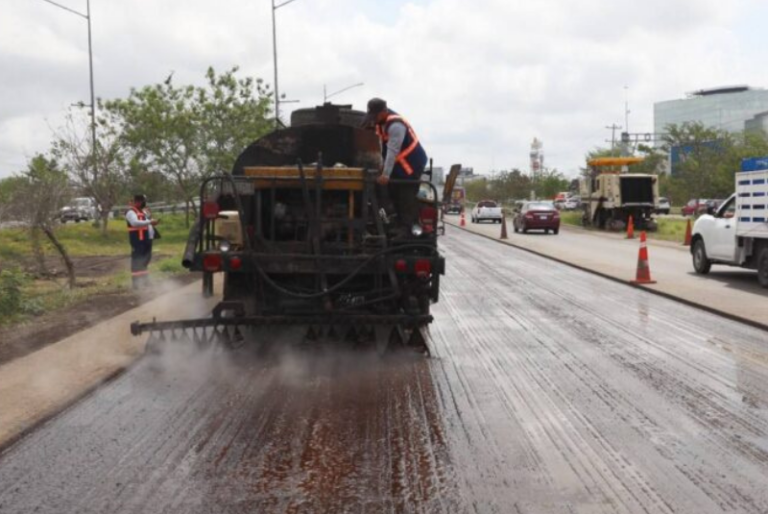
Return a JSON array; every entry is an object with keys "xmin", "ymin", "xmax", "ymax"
[
  {"xmin": 228, "ymin": 256, "xmax": 242, "ymax": 271},
  {"xmin": 419, "ymin": 206, "xmax": 437, "ymax": 233},
  {"xmin": 203, "ymin": 253, "xmax": 223, "ymax": 272},
  {"xmin": 203, "ymin": 201, "xmax": 220, "ymax": 220},
  {"xmin": 415, "ymin": 259, "xmax": 432, "ymax": 278},
  {"xmin": 395, "ymin": 259, "xmax": 407, "ymax": 272}
]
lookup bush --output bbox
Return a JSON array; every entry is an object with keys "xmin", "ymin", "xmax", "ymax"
[{"xmin": 0, "ymin": 268, "xmax": 27, "ymax": 317}]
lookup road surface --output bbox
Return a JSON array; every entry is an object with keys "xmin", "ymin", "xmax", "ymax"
[{"xmin": 1, "ymin": 227, "xmax": 768, "ymax": 513}]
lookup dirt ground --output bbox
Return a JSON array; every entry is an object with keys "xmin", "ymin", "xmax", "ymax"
[{"xmin": 0, "ymin": 255, "xmax": 199, "ymax": 366}]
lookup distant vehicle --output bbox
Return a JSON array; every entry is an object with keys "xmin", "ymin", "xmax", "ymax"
[
  {"xmin": 681, "ymin": 198, "xmax": 710, "ymax": 216},
  {"xmin": 471, "ymin": 199, "xmax": 502, "ymax": 223},
  {"xmin": 707, "ymin": 199, "xmax": 725, "ymax": 212},
  {"xmin": 580, "ymin": 157, "xmax": 659, "ymax": 231},
  {"xmin": 655, "ymin": 197, "xmax": 671, "ymax": 215},
  {"xmin": 691, "ymin": 157, "xmax": 768, "ymax": 287},
  {"xmin": 60, "ymin": 197, "xmax": 97, "ymax": 223},
  {"xmin": 513, "ymin": 201, "xmax": 560, "ymax": 234},
  {"xmin": 563, "ymin": 197, "xmax": 581, "ymax": 210},
  {"xmin": 444, "ymin": 186, "xmax": 465, "ymax": 215}
]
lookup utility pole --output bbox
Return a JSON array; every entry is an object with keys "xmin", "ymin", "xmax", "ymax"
[
  {"xmin": 605, "ymin": 124, "xmax": 622, "ymax": 149},
  {"xmin": 271, "ymin": 0, "xmax": 299, "ymax": 129},
  {"xmin": 624, "ymin": 85, "xmax": 630, "ymax": 133}
]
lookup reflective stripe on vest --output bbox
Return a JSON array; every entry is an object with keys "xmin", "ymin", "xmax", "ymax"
[
  {"xmin": 127, "ymin": 207, "xmax": 147, "ymax": 241},
  {"xmin": 376, "ymin": 114, "xmax": 420, "ymax": 176}
]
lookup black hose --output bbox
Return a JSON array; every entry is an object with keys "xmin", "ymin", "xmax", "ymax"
[{"xmin": 253, "ymin": 243, "xmax": 437, "ymax": 299}]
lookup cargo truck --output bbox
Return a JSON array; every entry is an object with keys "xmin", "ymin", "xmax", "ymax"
[{"xmin": 580, "ymin": 157, "xmax": 659, "ymax": 231}]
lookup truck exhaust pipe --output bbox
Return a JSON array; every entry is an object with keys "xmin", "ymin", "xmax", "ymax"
[{"xmin": 182, "ymin": 219, "xmax": 202, "ymax": 269}]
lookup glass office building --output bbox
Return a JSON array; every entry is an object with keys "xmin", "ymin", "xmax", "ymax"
[
  {"xmin": 745, "ymin": 111, "xmax": 768, "ymax": 135},
  {"xmin": 654, "ymin": 86, "xmax": 768, "ymax": 138}
]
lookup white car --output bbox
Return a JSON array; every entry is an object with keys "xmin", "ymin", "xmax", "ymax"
[
  {"xmin": 563, "ymin": 197, "xmax": 581, "ymax": 210},
  {"xmin": 60, "ymin": 197, "xmax": 98, "ymax": 223},
  {"xmin": 655, "ymin": 197, "xmax": 671, "ymax": 215},
  {"xmin": 471, "ymin": 200, "xmax": 503, "ymax": 223}
]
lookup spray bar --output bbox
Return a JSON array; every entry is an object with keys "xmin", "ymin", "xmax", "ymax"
[{"xmin": 130, "ymin": 314, "xmax": 433, "ymax": 337}]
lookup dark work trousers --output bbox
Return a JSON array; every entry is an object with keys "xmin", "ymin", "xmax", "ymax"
[
  {"xmin": 130, "ymin": 239, "xmax": 153, "ymax": 289},
  {"xmin": 378, "ymin": 175, "xmax": 422, "ymax": 228}
]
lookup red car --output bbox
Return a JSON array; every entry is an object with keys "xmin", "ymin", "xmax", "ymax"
[
  {"xmin": 681, "ymin": 199, "xmax": 724, "ymax": 216},
  {"xmin": 513, "ymin": 201, "xmax": 560, "ymax": 234}
]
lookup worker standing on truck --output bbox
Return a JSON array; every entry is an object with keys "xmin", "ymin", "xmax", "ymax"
[
  {"xmin": 362, "ymin": 98, "xmax": 428, "ymax": 237},
  {"xmin": 126, "ymin": 194, "xmax": 160, "ymax": 290}
]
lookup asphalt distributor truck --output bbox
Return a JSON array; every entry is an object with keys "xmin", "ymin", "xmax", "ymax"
[{"xmin": 131, "ymin": 104, "xmax": 444, "ymax": 354}]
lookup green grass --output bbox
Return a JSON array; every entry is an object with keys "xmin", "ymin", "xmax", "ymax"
[
  {"xmin": 559, "ymin": 212, "xmax": 582, "ymax": 227},
  {"xmin": 557, "ymin": 211, "xmax": 689, "ymax": 243},
  {"xmin": 0, "ymin": 213, "xmax": 193, "ymax": 326},
  {"xmin": 654, "ymin": 217, "xmax": 689, "ymax": 242},
  {"xmin": 0, "ymin": 213, "xmax": 190, "ymax": 260}
]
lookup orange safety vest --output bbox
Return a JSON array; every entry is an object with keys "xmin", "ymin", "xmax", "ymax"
[
  {"xmin": 375, "ymin": 114, "xmax": 422, "ymax": 176},
  {"xmin": 126, "ymin": 206, "xmax": 148, "ymax": 242}
]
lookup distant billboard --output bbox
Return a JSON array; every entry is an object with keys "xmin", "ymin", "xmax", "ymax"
[
  {"xmin": 741, "ymin": 157, "xmax": 768, "ymax": 172},
  {"xmin": 669, "ymin": 141, "xmax": 722, "ymax": 176}
]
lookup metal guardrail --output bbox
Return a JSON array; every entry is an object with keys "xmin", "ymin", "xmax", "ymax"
[{"xmin": 111, "ymin": 200, "xmax": 201, "ymax": 219}]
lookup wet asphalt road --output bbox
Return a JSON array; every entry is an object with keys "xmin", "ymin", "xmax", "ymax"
[{"xmin": 2, "ymin": 227, "xmax": 768, "ymax": 513}]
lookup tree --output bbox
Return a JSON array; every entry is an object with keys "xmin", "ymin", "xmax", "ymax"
[
  {"xmin": 104, "ymin": 80, "xmax": 200, "ymax": 225},
  {"xmin": 464, "ymin": 178, "xmax": 488, "ymax": 202},
  {"xmin": 105, "ymin": 66, "xmax": 273, "ymax": 225},
  {"xmin": 662, "ymin": 122, "xmax": 733, "ymax": 208},
  {"xmin": 194, "ymin": 67, "xmax": 273, "ymax": 175},
  {"xmin": 52, "ymin": 108, "xmax": 130, "ymax": 234},
  {"xmin": 0, "ymin": 176, "xmax": 27, "ymax": 222},
  {"xmin": 6, "ymin": 155, "xmax": 76, "ymax": 288},
  {"xmin": 533, "ymin": 168, "xmax": 570, "ymax": 199}
]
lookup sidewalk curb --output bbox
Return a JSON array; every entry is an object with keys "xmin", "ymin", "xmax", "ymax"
[
  {"xmin": 559, "ymin": 222, "xmax": 690, "ymax": 252},
  {"xmin": 446, "ymin": 221, "xmax": 768, "ymax": 333}
]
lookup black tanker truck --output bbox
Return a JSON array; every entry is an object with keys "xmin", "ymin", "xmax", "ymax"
[{"xmin": 131, "ymin": 104, "xmax": 444, "ymax": 354}]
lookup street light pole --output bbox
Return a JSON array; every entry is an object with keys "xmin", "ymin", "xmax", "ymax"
[
  {"xmin": 86, "ymin": 0, "xmax": 96, "ymax": 157},
  {"xmin": 323, "ymin": 82, "xmax": 364, "ymax": 103},
  {"xmin": 41, "ymin": 0, "xmax": 97, "ymax": 165},
  {"xmin": 271, "ymin": 0, "xmax": 299, "ymax": 129}
]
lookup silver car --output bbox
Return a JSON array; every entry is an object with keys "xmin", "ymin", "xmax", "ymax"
[{"xmin": 60, "ymin": 197, "xmax": 97, "ymax": 223}]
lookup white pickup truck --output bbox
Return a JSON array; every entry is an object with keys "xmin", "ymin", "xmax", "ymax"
[
  {"xmin": 691, "ymin": 157, "xmax": 768, "ymax": 287},
  {"xmin": 471, "ymin": 199, "xmax": 503, "ymax": 224}
]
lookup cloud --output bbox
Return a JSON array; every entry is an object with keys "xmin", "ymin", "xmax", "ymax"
[{"xmin": 0, "ymin": 0, "xmax": 765, "ymax": 179}]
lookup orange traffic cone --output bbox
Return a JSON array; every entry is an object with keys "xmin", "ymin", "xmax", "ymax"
[
  {"xmin": 460, "ymin": 211, "xmax": 466, "ymax": 227},
  {"xmin": 625, "ymin": 215, "xmax": 635, "ymax": 239},
  {"xmin": 630, "ymin": 231, "xmax": 656, "ymax": 285},
  {"xmin": 682, "ymin": 218, "xmax": 692, "ymax": 246},
  {"xmin": 500, "ymin": 213, "xmax": 508, "ymax": 240}
]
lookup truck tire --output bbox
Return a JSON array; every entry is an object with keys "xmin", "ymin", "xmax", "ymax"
[
  {"xmin": 692, "ymin": 239, "xmax": 712, "ymax": 275},
  {"xmin": 758, "ymin": 246, "xmax": 768, "ymax": 288}
]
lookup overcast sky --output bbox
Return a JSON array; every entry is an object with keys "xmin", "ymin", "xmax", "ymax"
[{"xmin": 2, "ymin": 0, "xmax": 768, "ymax": 179}]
